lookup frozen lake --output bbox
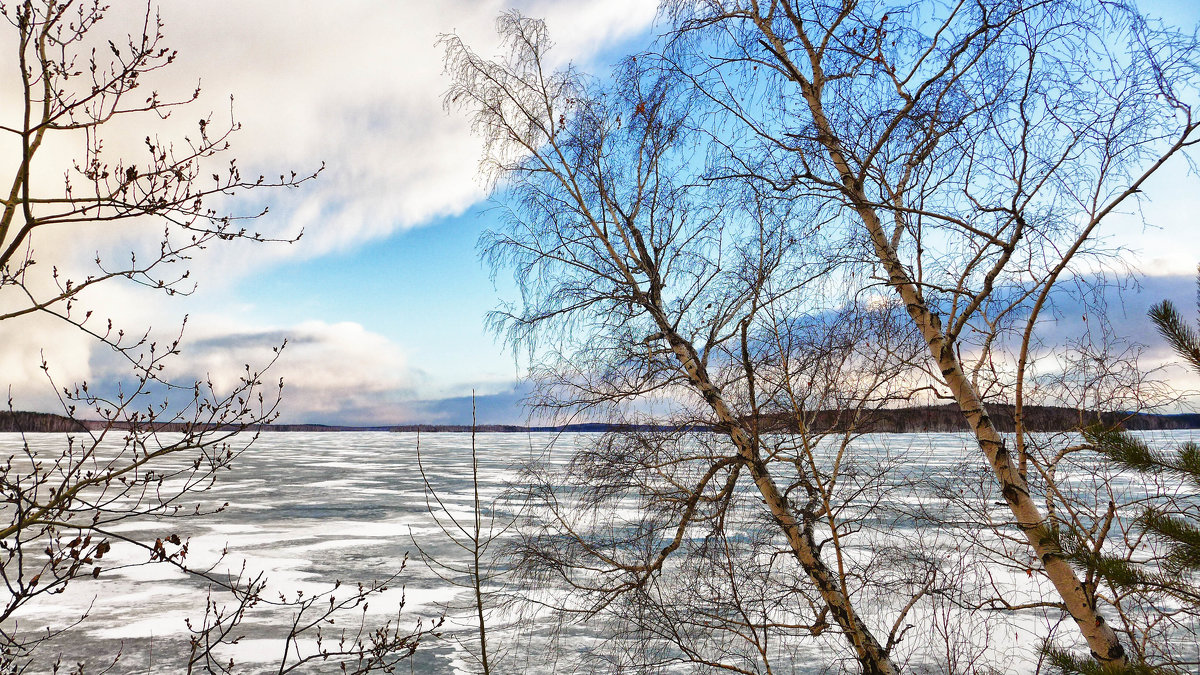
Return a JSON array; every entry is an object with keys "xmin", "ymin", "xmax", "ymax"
[
  {"xmin": 3, "ymin": 430, "xmax": 1197, "ymax": 673},
  {"xmin": 4, "ymin": 431, "xmax": 572, "ymax": 673}
]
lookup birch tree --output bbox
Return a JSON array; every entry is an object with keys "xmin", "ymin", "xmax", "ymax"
[
  {"xmin": 655, "ymin": 0, "xmax": 1200, "ymax": 668},
  {"xmin": 451, "ymin": 0, "xmax": 1200, "ymax": 671},
  {"xmin": 447, "ymin": 14, "xmax": 937, "ymax": 674}
]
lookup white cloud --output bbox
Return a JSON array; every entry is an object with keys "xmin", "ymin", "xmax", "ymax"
[
  {"xmin": 519, "ymin": 0, "xmax": 659, "ymax": 65},
  {"xmin": 0, "ymin": 0, "xmax": 659, "ymax": 274},
  {"xmin": 170, "ymin": 318, "xmax": 420, "ymax": 425},
  {"xmin": 0, "ymin": 313, "xmax": 93, "ymax": 413},
  {"xmin": 0, "ymin": 295, "xmax": 437, "ymax": 424},
  {"xmin": 135, "ymin": 0, "xmax": 659, "ymax": 264},
  {"xmin": 0, "ymin": 0, "xmax": 659, "ymax": 420}
]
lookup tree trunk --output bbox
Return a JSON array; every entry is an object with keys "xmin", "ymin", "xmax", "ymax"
[
  {"xmin": 659, "ymin": 324, "xmax": 898, "ymax": 675},
  {"xmin": 803, "ymin": 96, "xmax": 1127, "ymax": 663}
]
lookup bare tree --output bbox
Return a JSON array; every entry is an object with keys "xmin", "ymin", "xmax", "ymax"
[
  {"xmin": 1, "ymin": 0, "xmax": 314, "ymax": 331},
  {"xmin": 411, "ymin": 395, "xmax": 510, "ymax": 674},
  {"xmin": 447, "ymin": 1, "xmax": 1200, "ymax": 671},
  {"xmin": 649, "ymin": 0, "xmax": 1200, "ymax": 668},
  {"xmin": 445, "ymin": 13, "xmax": 956, "ymax": 674},
  {"xmin": 0, "ymin": 1, "xmax": 434, "ymax": 671}
]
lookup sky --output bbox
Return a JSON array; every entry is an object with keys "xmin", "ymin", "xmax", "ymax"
[{"xmin": 2, "ymin": 0, "xmax": 1200, "ymax": 425}]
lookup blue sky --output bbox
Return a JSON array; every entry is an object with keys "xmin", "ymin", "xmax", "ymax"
[
  {"xmin": 235, "ymin": 209, "xmax": 516, "ymax": 392},
  {"xmin": 3, "ymin": 0, "xmax": 1200, "ymax": 425}
]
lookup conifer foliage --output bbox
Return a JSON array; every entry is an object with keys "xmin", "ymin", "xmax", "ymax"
[{"xmin": 1051, "ymin": 270, "xmax": 1200, "ymax": 673}]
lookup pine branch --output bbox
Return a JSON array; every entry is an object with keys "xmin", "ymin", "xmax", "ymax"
[{"xmin": 1149, "ymin": 300, "xmax": 1200, "ymax": 375}]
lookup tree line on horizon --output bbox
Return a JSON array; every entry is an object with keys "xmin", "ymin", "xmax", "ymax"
[{"xmin": 7, "ymin": 405, "xmax": 1200, "ymax": 435}]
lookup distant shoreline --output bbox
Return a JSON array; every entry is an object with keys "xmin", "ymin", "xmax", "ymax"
[{"xmin": 3, "ymin": 405, "xmax": 1199, "ymax": 435}]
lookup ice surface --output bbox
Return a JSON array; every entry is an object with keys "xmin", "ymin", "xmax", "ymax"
[{"xmin": 3, "ymin": 430, "xmax": 1195, "ymax": 673}]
